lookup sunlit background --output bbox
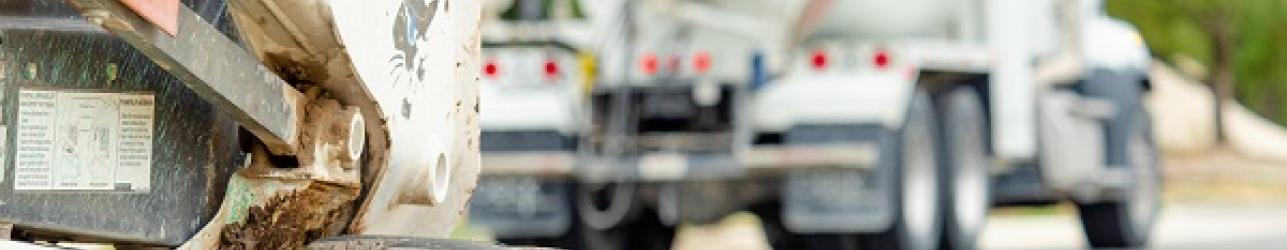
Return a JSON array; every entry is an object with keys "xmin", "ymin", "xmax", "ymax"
[{"xmin": 459, "ymin": 0, "xmax": 1287, "ymax": 249}]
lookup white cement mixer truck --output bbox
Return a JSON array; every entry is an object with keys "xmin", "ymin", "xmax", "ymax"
[
  {"xmin": 748, "ymin": 0, "xmax": 1159, "ymax": 249},
  {"xmin": 468, "ymin": 0, "xmax": 1158, "ymax": 249}
]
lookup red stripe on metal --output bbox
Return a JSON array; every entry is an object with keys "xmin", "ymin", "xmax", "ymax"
[{"xmin": 119, "ymin": 0, "xmax": 179, "ymax": 36}]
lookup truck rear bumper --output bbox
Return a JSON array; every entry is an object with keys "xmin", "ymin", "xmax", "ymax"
[
  {"xmin": 480, "ymin": 152, "xmax": 576, "ymax": 176},
  {"xmin": 479, "ymin": 130, "xmax": 576, "ymax": 176},
  {"xmin": 748, "ymin": 124, "xmax": 892, "ymax": 171},
  {"xmin": 744, "ymin": 143, "xmax": 879, "ymax": 171},
  {"xmin": 579, "ymin": 152, "xmax": 743, "ymax": 181}
]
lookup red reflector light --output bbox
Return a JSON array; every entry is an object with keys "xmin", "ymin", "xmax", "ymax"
[
  {"xmin": 811, "ymin": 50, "xmax": 828, "ymax": 71},
  {"xmin": 544, "ymin": 59, "xmax": 560, "ymax": 79},
  {"xmin": 641, "ymin": 53, "xmax": 659, "ymax": 75},
  {"xmin": 873, "ymin": 50, "xmax": 891, "ymax": 70},
  {"xmin": 483, "ymin": 59, "xmax": 499, "ymax": 78},
  {"xmin": 693, "ymin": 51, "xmax": 711, "ymax": 74}
]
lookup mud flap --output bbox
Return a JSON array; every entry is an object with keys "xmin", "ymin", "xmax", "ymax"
[
  {"xmin": 468, "ymin": 177, "xmax": 572, "ymax": 238},
  {"xmin": 778, "ymin": 125, "xmax": 899, "ymax": 233},
  {"xmin": 1037, "ymin": 91, "xmax": 1104, "ymax": 192},
  {"xmin": 782, "ymin": 168, "xmax": 895, "ymax": 233}
]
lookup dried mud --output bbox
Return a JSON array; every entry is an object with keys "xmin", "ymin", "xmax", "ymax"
[{"xmin": 219, "ymin": 183, "xmax": 356, "ymax": 249}]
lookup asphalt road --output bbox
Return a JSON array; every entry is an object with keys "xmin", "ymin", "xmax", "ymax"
[
  {"xmin": 673, "ymin": 202, "xmax": 1287, "ymax": 250},
  {"xmin": 980, "ymin": 202, "xmax": 1287, "ymax": 250}
]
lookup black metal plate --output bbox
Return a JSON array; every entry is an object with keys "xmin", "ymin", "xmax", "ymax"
[{"xmin": 0, "ymin": 1, "xmax": 242, "ymax": 245}]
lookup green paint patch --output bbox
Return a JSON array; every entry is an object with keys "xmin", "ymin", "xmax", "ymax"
[
  {"xmin": 224, "ymin": 177, "xmax": 253, "ymax": 224},
  {"xmin": 223, "ymin": 177, "xmax": 286, "ymax": 224},
  {"xmin": 450, "ymin": 217, "xmax": 495, "ymax": 242}
]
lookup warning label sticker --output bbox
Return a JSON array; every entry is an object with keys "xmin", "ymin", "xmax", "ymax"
[{"xmin": 14, "ymin": 89, "xmax": 154, "ymax": 192}]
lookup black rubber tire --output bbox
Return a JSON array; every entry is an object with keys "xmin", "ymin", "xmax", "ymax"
[
  {"xmin": 750, "ymin": 202, "xmax": 807, "ymax": 250},
  {"xmin": 1076, "ymin": 108, "xmax": 1160, "ymax": 248},
  {"xmin": 497, "ymin": 182, "xmax": 676, "ymax": 250},
  {"xmin": 855, "ymin": 89, "xmax": 943, "ymax": 250},
  {"xmin": 578, "ymin": 222, "xmax": 626, "ymax": 250},
  {"xmin": 573, "ymin": 183, "xmax": 676, "ymax": 250},
  {"xmin": 620, "ymin": 208, "xmax": 678, "ymax": 250},
  {"xmin": 578, "ymin": 209, "xmax": 675, "ymax": 250},
  {"xmin": 501, "ymin": 219, "xmax": 675, "ymax": 250},
  {"xmin": 496, "ymin": 237, "xmax": 580, "ymax": 250},
  {"xmin": 935, "ymin": 87, "xmax": 992, "ymax": 250}
]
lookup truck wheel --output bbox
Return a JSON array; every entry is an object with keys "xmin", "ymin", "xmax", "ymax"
[
  {"xmin": 857, "ymin": 90, "xmax": 943, "ymax": 250},
  {"xmin": 574, "ymin": 183, "xmax": 676, "ymax": 250},
  {"xmin": 620, "ymin": 208, "xmax": 678, "ymax": 250},
  {"xmin": 936, "ymin": 87, "xmax": 991, "ymax": 250},
  {"xmin": 1076, "ymin": 109, "xmax": 1160, "ymax": 248},
  {"xmin": 577, "ymin": 182, "xmax": 633, "ymax": 250},
  {"xmin": 578, "ymin": 209, "xmax": 676, "ymax": 250}
]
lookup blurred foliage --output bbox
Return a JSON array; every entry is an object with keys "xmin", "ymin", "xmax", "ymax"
[{"xmin": 1107, "ymin": 0, "xmax": 1287, "ymax": 124}]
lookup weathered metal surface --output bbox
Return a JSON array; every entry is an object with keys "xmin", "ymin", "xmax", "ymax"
[
  {"xmin": 239, "ymin": 98, "xmax": 363, "ymax": 186},
  {"xmin": 0, "ymin": 17, "xmax": 103, "ymax": 33},
  {"xmin": 180, "ymin": 97, "xmax": 365, "ymax": 249},
  {"xmin": 62, "ymin": 0, "xmax": 303, "ymax": 155},
  {"xmin": 176, "ymin": 174, "xmax": 358, "ymax": 250},
  {"xmin": 320, "ymin": 0, "xmax": 483, "ymax": 236},
  {"xmin": 2, "ymin": 0, "xmax": 482, "ymax": 246},
  {"xmin": 0, "ymin": 26, "xmax": 242, "ymax": 245},
  {"xmin": 0, "ymin": 1, "xmax": 99, "ymax": 33},
  {"xmin": 225, "ymin": 0, "xmax": 485, "ymax": 235}
]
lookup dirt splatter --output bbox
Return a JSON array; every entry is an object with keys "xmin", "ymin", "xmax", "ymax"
[
  {"xmin": 262, "ymin": 52, "xmax": 330, "ymax": 89},
  {"xmin": 219, "ymin": 183, "xmax": 357, "ymax": 249}
]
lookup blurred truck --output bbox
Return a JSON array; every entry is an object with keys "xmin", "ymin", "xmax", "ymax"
[
  {"xmin": 471, "ymin": 0, "xmax": 1158, "ymax": 250},
  {"xmin": 468, "ymin": 0, "xmax": 801, "ymax": 249},
  {"xmin": 750, "ymin": 0, "xmax": 1158, "ymax": 249},
  {"xmin": 473, "ymin": 1, "xmax": 820, "ymax": 249},
  {"xmin": 468, "ymin": 0, "xmax": 594, "ymax": 246}
]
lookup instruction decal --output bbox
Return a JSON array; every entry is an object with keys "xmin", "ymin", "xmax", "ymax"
[{"xmin": 14, "ymin": 89, "xmax": 154, "ymax": 192}]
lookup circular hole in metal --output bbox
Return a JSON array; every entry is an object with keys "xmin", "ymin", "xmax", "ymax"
[
  {"xmin": 348, "ymin": 114, "xmax": 366, "ymax": 161},
  {"xmin": 431, "ymin": 153, "xmax": 450, "ymax": 203}
]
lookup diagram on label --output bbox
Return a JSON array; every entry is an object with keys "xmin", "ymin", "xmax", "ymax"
[{"xmin": 14, "ymin": 89, "xmax": 154, "ymax": 192}]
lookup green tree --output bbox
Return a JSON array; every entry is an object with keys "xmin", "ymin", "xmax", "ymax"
[{"xmin": 1107, "ymin": 0, "xmax": 1287, "ymax": 140}]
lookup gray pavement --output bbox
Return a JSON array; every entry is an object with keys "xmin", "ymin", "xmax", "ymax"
[
  {"xmin": 981, "ymin": 202, "xmax": 1287, "ymax": 250},
  {"xmin": 673, "ymin": 202, "xmax": 1287, "ymax": 250}
]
